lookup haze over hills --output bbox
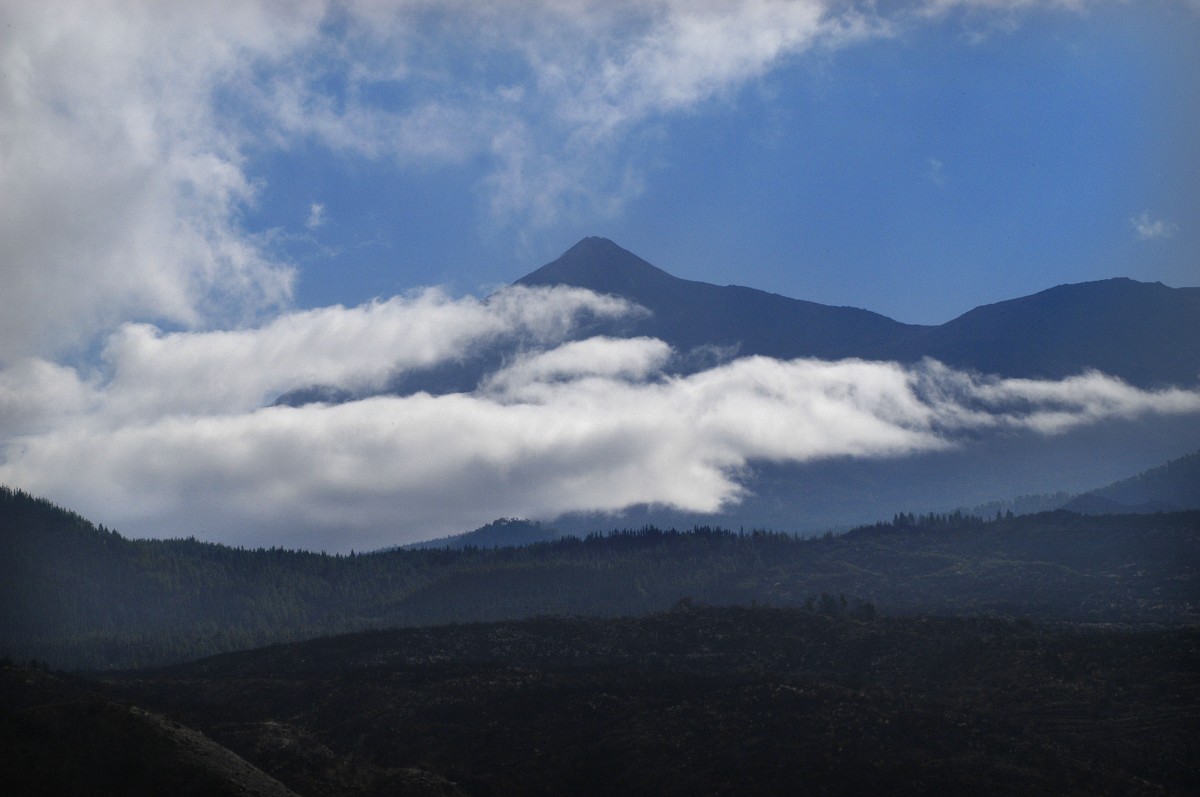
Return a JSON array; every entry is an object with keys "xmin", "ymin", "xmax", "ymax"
[
  {"xmin": 399, "ymin": 518, "xmax": 561, "ymax": 551},
  {"xmin": 1063, "ymin": 449, "xmax": 1200, "ymax": 515},
  {"xmin": 422, "ymin": 447, "xmax": 1200, "ymax": 549}
]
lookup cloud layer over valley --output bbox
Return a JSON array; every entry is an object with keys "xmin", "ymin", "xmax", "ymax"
[{"xmin": 3, "ymin": 285, "xmax": 1198, "ymax": 549}]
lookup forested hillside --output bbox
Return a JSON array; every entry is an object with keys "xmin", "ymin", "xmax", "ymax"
[{"xmin": 4, "ymin": 486, "xmax": 1197, "ymax": 670}]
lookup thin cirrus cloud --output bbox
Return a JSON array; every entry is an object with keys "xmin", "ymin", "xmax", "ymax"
[
  {"xmin": 305, "ymin": 203, "xmax": 327, "ymax": 230},
  {"xmin": 2, "ymin": 288, "xmax": 1198, "ymax": 551}
]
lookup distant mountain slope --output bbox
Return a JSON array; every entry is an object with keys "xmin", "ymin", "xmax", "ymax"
[
  {"xmin": 517, "ymin": 236, "xmax": 921, "ymax": 362},
  {"xmin": 902, "ymin": 278, "xmax": 1200, "ymax": 386},
  {"xmin": 1063, "ymin": 449, "xmax": 1200, "ymax": 514},
  {"xmin": 275, "ymin": 237, "xmax": 1199, "ymax": 406},
  {"xmin": 519, "ymin": 237, "xmax": 1200, "ymax": 387}
]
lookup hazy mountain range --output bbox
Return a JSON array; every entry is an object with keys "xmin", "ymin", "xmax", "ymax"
[
  {"xmin": 276, "ymin": 237, "xmax": 1200, "ymax": 538},
  {"xmin": 282, "ymin": 237, "xmax": 1200, "ymax": 403}
]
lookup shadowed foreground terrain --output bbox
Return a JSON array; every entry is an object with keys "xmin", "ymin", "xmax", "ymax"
[
  {"xmin": 0, "ymin": 666, "xmax": 299, "ymax": 797},
  {"xmin": 5, "ymin": 606, "xmax": 1197, "ymax": 796},
  {"xmin": 4, "ymin": 488, "xmax": 1198, "ymax": 793}
]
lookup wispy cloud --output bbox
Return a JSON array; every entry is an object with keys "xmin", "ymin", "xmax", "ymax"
[
  {"xmin": 927, "ymin": 157, "xmax": 947, "ymax": 186},
  {"xmin": 1131, "ymin": 210, "xmax": 1178, "ymax": 241},
  {"xmin": 306, "ymin": 202, "xmax": 326, "ymax": 230}
]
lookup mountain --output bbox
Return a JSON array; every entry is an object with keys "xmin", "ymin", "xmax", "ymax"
[
  {"xmin": 904, "ymin": 277, "xmax": 1200, "ymax": 386},
  {"xmin": 265, "ymin": 237, "xmax": 1200, "ymax": 537},
  {"xmin": 518, "ymin": 236, "xmax": 922, "ymax": 363},
  {"xmin": 274, "ymin": 236, "xmax": 1200, "ymax": 399},
  {"xmin": 519, "ymin": 237, "xmax": 1200, "ymax": 387},
  {"xmin": 511, "ymin": 238, "xmax": 1200, "ymax": 533}
]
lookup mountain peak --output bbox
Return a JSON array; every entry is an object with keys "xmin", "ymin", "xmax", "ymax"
[{"xmin": 516, "ymin": 237, "xmax": 680, "ymax": 296}]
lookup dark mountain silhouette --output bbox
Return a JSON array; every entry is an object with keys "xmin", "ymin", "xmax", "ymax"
[
  {"xmin": 518, "ymin": 237, "xmax": 1200, "ymax": 387},
  {"xmin": 904, "ymin": 278, "xmax": 1200, "ymax": 386},
  {"xmin": 275, "ymin": 236, "xmax": 1199, "ymax": 405},
  {"xmin": 506, "ymin": 238, "xmax": 1200, "ymax": 533},
  {"xmin": 517, "ymin": 236, "xmax": 921, "ymax": 363}
]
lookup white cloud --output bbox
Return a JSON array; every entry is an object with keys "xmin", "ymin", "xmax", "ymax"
[
  {"xmin": 2, "ymin": 293, "xmax": 1197, "ymax": 550},
  {"xmin": 0, "ymin": 358, "xmax": 98, "ymax": 442},
  {"xmin": 0, "ymin": 0, "xmax": 317, "ymax": 363},
  {"xmin": 483, "ymin": 337, "xmax": 673, "ymax": 393},
  {"xmin": 16, "ymin": 286, "xmax": 639, "ymax": 429},
  {"xmin": 1131, "ymin": 210, "xmax": 1178, "ymax": 241}
]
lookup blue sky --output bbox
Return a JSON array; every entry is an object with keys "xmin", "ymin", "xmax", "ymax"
[
  {"xmin": 2, "ymin": 1, "xmax": 1198, "ymax": 550},
  {"xmin": 234, "ymin": 1, "xmax": 1199, "ymax": 324}
]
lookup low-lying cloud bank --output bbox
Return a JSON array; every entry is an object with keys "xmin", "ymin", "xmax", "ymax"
[{"xmin": 2, "ymin": 287, "xmax": 1198, "ymax": 550}]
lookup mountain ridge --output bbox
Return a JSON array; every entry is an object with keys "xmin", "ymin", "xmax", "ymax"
[
  {"xmin": 517, "ymin": 236, "xmax": 921, "ymax": 363},
  {"xmin": 275, "ymin": 237, "xmax": 1200, "ymax": 407},
  {"xmin": 514, "ymin": 237, "xmax": 1200, "ymax": 387}
]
